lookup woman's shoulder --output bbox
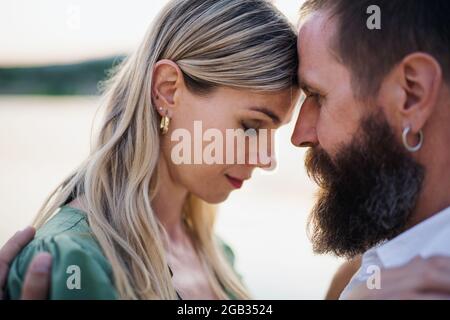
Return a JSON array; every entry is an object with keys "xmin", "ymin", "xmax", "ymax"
[
  {"xmin": 35, "ymin": 205, "xmax": 90, "ymax": 237},
  {"xmin": 7, "ymin": 206, "xmax": 117, "ymax": 299},
  {"xmin": 21, "ymin": 205, "xmax": 100, "ymax": 257}
]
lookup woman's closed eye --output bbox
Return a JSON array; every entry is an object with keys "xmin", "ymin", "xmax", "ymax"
[{"xmin": 241, "ymin": 119, "xmax": 262, "ymax": 134}]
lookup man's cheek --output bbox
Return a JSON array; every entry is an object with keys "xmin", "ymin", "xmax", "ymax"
[
  {"xmin": 321, "ymin": 109, "xmax": 359, "ymax": 147},
  {"xmin": 316, "ymin": 121, "xmax": 337, "ymax": 154}
]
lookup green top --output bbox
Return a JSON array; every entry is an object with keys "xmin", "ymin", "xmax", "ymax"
[{"xmin": 7, "ymin": 205, "xmax": 240, "ymax": 300}]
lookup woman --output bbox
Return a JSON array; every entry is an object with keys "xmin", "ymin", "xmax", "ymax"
[{"xmin": 6, "ymin": 0, "xmax": 299, "ymax": 299}]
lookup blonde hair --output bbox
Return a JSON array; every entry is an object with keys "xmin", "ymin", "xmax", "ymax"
[{"xmin": 34, "ymin": 0, "xmax": 298, "ymax": 299}]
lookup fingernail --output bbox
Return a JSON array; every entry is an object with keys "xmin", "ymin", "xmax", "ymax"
[{"xmin": 31, "ymin": 253, "xmax": 52, "ymax": 273}]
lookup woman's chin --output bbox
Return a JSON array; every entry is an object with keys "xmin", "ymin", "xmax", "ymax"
[{"xmin": 200, "ymin": 190, "xmax": 232, "ymax": 204}]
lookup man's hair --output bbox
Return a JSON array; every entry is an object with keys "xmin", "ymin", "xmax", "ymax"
[{"xmin": 300, "ymin": 0, "xmax": 450, "ymax": 100}]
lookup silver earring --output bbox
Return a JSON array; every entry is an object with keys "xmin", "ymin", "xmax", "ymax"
[{"xmin": 402, "ymin": 126, "xmax": 423, "ymax": 152}]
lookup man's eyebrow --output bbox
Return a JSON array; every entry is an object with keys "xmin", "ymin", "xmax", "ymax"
[
  {"xmin": 249, "ymin": 107, "xmax": 281, "ymax": 125},
  {"xmin": 298, "ymin": 71, "xmax": 323, "ymax": 94}
]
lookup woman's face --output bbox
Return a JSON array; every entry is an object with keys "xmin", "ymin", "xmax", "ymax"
[{"xmin": 160, "ymin": 85, "xmax": 300, "ymax": 203}]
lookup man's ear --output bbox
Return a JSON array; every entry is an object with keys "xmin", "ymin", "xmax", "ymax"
[
  {"xmin": 397, "ymin": 53, "xmax": 443, "ymax": 132},
  {"xmin": 152, "ymin": 59, "xmax": 184, "ymax": 116}
]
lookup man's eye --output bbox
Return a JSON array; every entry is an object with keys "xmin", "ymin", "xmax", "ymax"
[{"xmin": 306, "ymin": 92, "xmax": 323, "ymax": 105}]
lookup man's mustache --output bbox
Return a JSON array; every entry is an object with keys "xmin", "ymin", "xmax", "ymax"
[{"xmin": 304, "ymin": 146, "xmax": 337, "ymax": 188}]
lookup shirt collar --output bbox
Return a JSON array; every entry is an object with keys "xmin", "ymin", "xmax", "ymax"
[{"xmin": 374, "ymin": 206, "xmax": 450, "ymax": 268}]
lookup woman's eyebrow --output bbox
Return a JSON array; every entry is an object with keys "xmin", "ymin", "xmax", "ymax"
[{"xmin": 248, "ymin": 107, "xmax": 281, "ymax": 125}]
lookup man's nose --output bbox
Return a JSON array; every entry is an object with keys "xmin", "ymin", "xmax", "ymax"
[{"xmin": 291, "ymin": 99, "xmax": 319, "ymax": 148}]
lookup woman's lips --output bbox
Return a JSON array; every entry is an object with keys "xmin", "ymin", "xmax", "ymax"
[{"xmin": 225, "ymin": 174, "xmax": 244, "ymax": 189}]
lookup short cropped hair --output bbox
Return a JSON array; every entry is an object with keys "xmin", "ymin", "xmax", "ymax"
[{"xmin": 300, "ymin": 0, "xmax": 450, "ymax": 100}]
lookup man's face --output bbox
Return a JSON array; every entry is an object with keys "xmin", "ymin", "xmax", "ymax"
[
  {"xmin": 291, "ymin": 12, "xmax": 363, "ymax": 155},
  {"xmin": 292, "ymin": 12, "xmax": 425, "ymax": 258}
]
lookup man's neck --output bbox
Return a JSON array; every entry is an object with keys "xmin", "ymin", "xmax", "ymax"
[{"xmin": 407, "ymin": 153, "xmax": 450, "ymax": 228}]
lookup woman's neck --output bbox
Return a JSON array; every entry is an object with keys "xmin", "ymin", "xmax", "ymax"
[{"xmin": 152, "ymin": 158, "xmax": 189, "ymax": 242}]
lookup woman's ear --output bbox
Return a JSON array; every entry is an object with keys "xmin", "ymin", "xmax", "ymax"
[
  {"xmin": 152, "ymin": 59, "xmax": 185, "ymax": 117},
  {"xmin": 397, "ymin": 52, "xmax": 443, "ymax": 132}
]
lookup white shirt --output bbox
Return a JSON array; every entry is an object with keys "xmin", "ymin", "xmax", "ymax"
[{"xmin": 340, "ymin": 206, "xmax": 450, "ymax": 299}]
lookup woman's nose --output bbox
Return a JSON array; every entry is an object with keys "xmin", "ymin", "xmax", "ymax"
[
  {"xmin": 257, "ymin": 155, "xmax": 277, "ymax": 171},
  {"xmin": 255, "ymin": 135, "xmax": 277, "ymax": 171}
]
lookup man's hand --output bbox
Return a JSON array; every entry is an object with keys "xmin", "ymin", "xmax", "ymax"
[
  {"xmin": 345, "ymin": 256, "xmax": 450, "ymax": 300},
  {"xmin": 0, "ymin": 227, "xmax": 51, "ymax": 300}
]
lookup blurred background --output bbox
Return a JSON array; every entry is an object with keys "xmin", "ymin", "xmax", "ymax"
[{"xmin": 0, "ymin": 0, "xmax": 342, "ymax": 299}]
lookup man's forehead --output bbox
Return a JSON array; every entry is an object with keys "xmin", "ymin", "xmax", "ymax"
[
  {"xmin": 298, "ymin": 10, "xmax": 336, "ymax": 42},
  {"xmin": 297, "ymin": 12, "xmax": 340, "ymax": 86},
  {"xmin": 298, "ymin": 12, "xmax": 336, "ymax": 61}
]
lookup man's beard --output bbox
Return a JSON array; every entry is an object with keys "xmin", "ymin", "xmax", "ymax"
[{"xmin": 305, "ymin": 113, "xmax": 425, "ymax": 258}]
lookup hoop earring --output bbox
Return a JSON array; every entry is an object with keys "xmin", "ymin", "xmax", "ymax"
[
  {"xmin": 402, "ymin": 126, "xmax": 423, "ymax": 152},
  {"xmin": 159, "ymin": 109, "xmax": 170, "ymax": 135}
]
